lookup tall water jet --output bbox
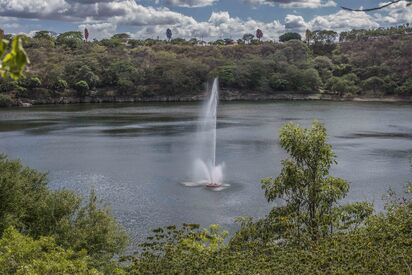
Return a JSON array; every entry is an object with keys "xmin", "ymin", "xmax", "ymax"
[{"xmin": 191, "ymin": 78, "xmax": 225, "ymax": 188}]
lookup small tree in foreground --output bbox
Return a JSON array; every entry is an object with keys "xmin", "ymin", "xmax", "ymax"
[{"xmin": 261, "ymin": 121, "xmax": 373, "ymax": 242}]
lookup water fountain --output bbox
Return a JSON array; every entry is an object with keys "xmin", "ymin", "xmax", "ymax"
[{"xmin": 183, "ymin": 78, "xmax": 226, "ymax": 189}]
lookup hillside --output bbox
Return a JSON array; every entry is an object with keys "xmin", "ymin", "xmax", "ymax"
[{"xmin": 0, "ymin": 27, "xmax": 412, "ymax": 106}]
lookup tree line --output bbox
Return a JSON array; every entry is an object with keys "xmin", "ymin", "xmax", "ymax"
[{"xmin": 0, "ymin": 24, "xmax": 411, "ymax": 107}]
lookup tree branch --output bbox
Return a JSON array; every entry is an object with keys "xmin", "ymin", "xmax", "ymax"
[{"xmin": 341, "ymin": 0, "xmax": 404, "ymax": 12}]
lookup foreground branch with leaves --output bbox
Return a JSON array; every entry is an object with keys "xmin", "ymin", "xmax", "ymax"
[{"xmin": 0, "ymin": 35, "xmax": 29, "ymax": 80}]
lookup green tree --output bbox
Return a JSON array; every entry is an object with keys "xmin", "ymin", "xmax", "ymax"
[
  {"xmin": 31, "ymin": 30, "xmax": 56, "ymax": 48},
  {"xmin": 0, "ymin": 78, "xmax": 18, "ymax": 93},
  {"xmin": 242, "ymin": 33, "xmax": 254, "ymax": 44},
  {"xmin": 326, "ymin": 75, "xmax": 360, "ymax": 96},
  {"xmin": 0, "ymin": 227, "xmax": 99, "ymax": 274},
  {"xmin": 19, "ymin": 76, "xmax": 42, "ymax": 90},
  {"xmin": 56, "ymin": 31, "xmax": 83, "ymax": 49},
  {"xmin": 166, "ymin": 28, "xmax": 172, "ymax": 41},
  {"xmin": 314, "ymin": 56, "xmax": 334, "ymax": 83},
  {"xmin": 0, "ymin": 155, "xmax": 128, "ymax": 271},
  {"xmin": 111, "ymin": 33, "xmax": 130, "ymax": 42},
  {"xmin": 301, "ymin": 68, "xmax": 322, "ymax": 92},
  {"xmin": 256, "ymin": 29, "xmax": 263, "ymax": 41},
  {"xmin": 74, "ymin": 80, "xmax": 90, "ymax": 96},
  {"xmin": 396, "ymin": 79, "xmax": 412, "ymax": 95},
  {"xmin": 53, "ymin": 79, "xmax": 68, "ymax": 92},
  {"xmin": 362, "ymin": 76, "xmax": 385, "ymax": 93},
  {"xmin": 269, "ymin": 74, "xmax": 289, "ymax": 91},
  {"xmin": 261, "ymin": 121, "xmax": 372, "ymax": 242},
  {"xmin": 77, "ymin": 65, "xmax": 100, "ymax": 89},
  {"xmin": 279, "ymin": 32, "xmax": 302, "ymax": 42},
  {"xmin": 0, "ymin": 94, "xmax": 13, "ymax": 107},
  {"xmin": 305, "ymin": 29, "xmax": 312, "ymax": 45}
]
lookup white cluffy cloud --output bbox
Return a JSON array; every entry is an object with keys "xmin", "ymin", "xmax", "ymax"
[
  {"xmin": 374, "ymin": 1, "xmax": 412, "ymax": 24},
  {"xmin": 310, "ymin": 10, "xmax": 380, "ymax": 31},
  {"xmin": 134, "ymin": 11, "xmax": 285, "ymax": 40},
  {"xmin": 243, "ymin": 0, "xmax": 336, "ymax": 8},
  {"xmin": 163, "ymin": 0, "xmax": 218, "ymax": 8},
  {"xmin": 2, "ymin": 0, "xmax": 410, "ymax": 41}
]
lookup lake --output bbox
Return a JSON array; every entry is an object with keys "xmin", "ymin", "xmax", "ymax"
[{"xmin": 1, "ymin": 101, "xmax": 412, "ymax": 242}]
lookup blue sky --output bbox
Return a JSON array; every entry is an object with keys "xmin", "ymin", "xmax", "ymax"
[{"xmin": 0, "ymin": 0, "xmax": 411, "ymax": 40}]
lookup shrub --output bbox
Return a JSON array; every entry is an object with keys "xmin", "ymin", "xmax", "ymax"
[
  {"xmin": 269, "ymin": 74, "xmax": 289, "ymax": 91},
  {"xmin": 22, "ymin": 76, "xmax": 42, "ymax": 89},
  {"xmin": 54, "ymin": 79, "xmax": 68, "ymax": 92},
  {"xmin": 362, "ymin": 76, "xmax": 385, "ymax": 94},
  {"xmin": 0, "ymin": 79, "xmax": 18, "ymax": 93},
  {"xmin": 396, "ymin": 79, "xmax": 412, "ymax": 95},
  {"xmin": 279, "ymin": 32, "xmax": 302, "ymax": 42},
  {"xmin": 74, "ymin": 80, "xmax": 90, "ymax": 96},
  {"xmin": 0, "ymin": 155, "xmax": 128, "ymax": 271},
  {"xmin": 0, "ymin": 94, "xmax": 14, "ymax": 107},
  {"xmin": 0, "ymin": 227, "xmax": 99, "ymax": 274}
]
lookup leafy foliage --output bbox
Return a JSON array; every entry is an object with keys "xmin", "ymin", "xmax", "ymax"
[
  {"xmin": 0, "ymin": 35, "xmax": 29, "ymax": 80},
  {"xmin": 0, "ymin": 227, "xmax": 99, "ymax": 274},
  {"xmin": 260, "ymin": 121, "xmax": 372, "ymax": 242},
  {"xmin": 1, "ymin": 24, "xmax": 411, "ymax": 104},
  {"xmin": 129, "ymin": 188, "xmax": 411, "ymax": 274},
  {"xmin": 279, "ymin": 32, "xmax": 302, "ymax": 42},
  {"xmin": 0, "ymin": 155, "xmax": 128, "ymax": 271}
]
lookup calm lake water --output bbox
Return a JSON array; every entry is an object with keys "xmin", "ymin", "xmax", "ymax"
[{"xmin": 1, "ymin": 101, "xmax": 412, "ymax": 242}]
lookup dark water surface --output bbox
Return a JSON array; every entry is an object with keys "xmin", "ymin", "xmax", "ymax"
[{"xmin": 1, "ymin": 101, "xmax": 412, "ymax": 242}]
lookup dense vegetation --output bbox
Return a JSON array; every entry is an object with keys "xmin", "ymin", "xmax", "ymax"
[
  {"xmin": 0, "ymin": 25, "xmax": 411, "ymax": 106},
  {"xmin": 0, "ymin": 122, "xmax": 411, "ymax": 274},
  {"xmin": 0, "ymin": 155, "xmax": 127, "ymax": 273}
]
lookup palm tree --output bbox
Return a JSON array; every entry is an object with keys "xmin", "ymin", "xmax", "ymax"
[
  {"xmin": 84, "ymin": 28, "xmax": 89, "ymax": 42},
  {"xmin": 305, "ymin": 29, "xmax": 312, "ymax": 45},
  {"xmin": 256, "ymin": 29, "xmax": 263, "ymax": 41},
  {"xmin": 166, "ymin": 28, "xmax": 172, "ymax": 42}
]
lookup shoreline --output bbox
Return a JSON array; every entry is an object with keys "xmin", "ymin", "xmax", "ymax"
[{"xmin": 6, "ymin": 92, "xmax": 412, "ymax": 107}]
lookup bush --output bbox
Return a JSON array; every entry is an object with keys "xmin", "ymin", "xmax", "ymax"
[
  {"xmin": 74, "ymin": 80, "xmax": 90, "ymax": 96},
  {"xmin": 362, "ymin": 76, "xmax": 385, "ymax": 94},
  {"xmin": 19, "ymin": 76, "xmax": 42, "ymax": 89},
  {"xmin": 0, "ymin": 155, "xmax": 128, "ymax": 271},
  {"xmin": 269, "ymin": 74, "xmax": 289, "ymax": 91},
  {"xmin": 77, "ymin": 65, "xmax": 100, "ymax": 89},
  {"xmin": 0, "ymin": 79, "xmax": 18, "ymax": 93},
  {"xmin": 131, "ymin": 191, "xmax": 411, "ymax": 274},
  {"xmin": 53, "ymin": 79, "xmax": 68, "ymax": 92},
  {"xmin": 0, "ymin": 227, "xmax": 99, "ymax": 274},
  {"xmin": 326, "ymin": 76, "xmax": 360, "ymax": 96},
  {"xmin": 0, "ymin": 94, "xmax": 14, "ymax": 107},
  {"xmin": 396, "ymin": 79, "xmax": 412, "ymax": 95},
  {"xmin": 279, "ymin": 32, "xmax": 302, "ymax": 42}
]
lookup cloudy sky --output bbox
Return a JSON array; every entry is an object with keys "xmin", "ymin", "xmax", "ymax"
[{"xmin": 0, "ymin": 0, "xmax": 411, "ymax": 40}]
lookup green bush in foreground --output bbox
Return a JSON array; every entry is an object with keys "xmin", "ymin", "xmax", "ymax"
[
  {"xmin": 0, "ymin": 227, "xmax": 99, "ymax": 274},
  {"xmin": 0, "ymin": 155, "xmax": 128, "ymax": 272},
  {"xmin": 127, "ymin": 195, "xmax": 411, "ymax": 274}
]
